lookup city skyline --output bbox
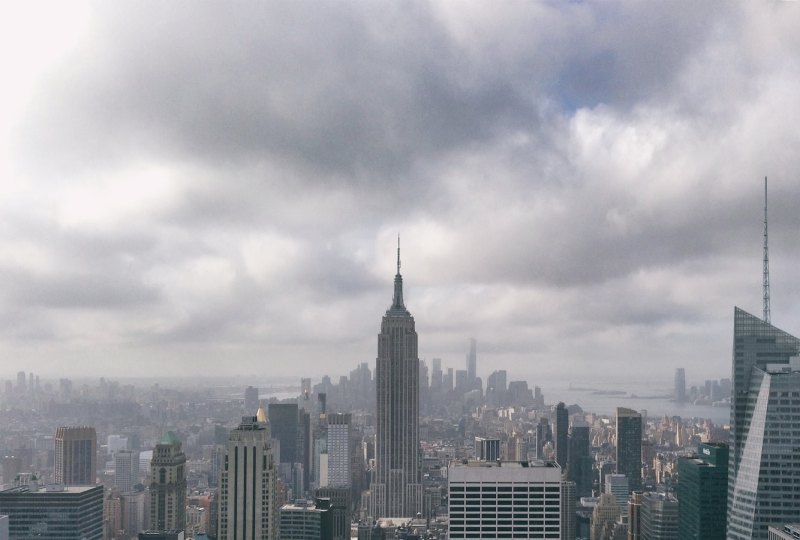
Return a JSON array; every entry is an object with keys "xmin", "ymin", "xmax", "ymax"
[{"xmin": 2, "ymin": 2, "xmax": 800, "ymax": 382}]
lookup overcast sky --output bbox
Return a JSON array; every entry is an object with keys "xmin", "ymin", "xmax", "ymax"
[{"xmin": 2, "ymin": 1, "xmax": 800, "ymax": 387}]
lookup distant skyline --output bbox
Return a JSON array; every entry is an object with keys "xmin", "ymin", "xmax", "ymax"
[{"xmin": 2, "ymin": 2, "xmax": 800, "ymax": 382}]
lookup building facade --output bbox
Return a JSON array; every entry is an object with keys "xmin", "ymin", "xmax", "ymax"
[
  {"xmin": 676, "ymin": 442, "xmax": 727, "ymax": 540},
  {"xmin": 727, "ymin": 308, "xmax": 800, "ymax": 540},
  {"xmin": 149, "ymin": 432, "xmax": 187, "ymax": 532},
  {"xmin": 115, "ymin": 450, "xmax": 140, "ymax": 494},
  {"xmin": 0, "ymin": 485, "xmax": 103, "ymax": 540},
  {"xmin": 278, "ymin": 499, "xmax": 332, "ymax": 540},
  {"xmin": 218, "ymin": 416, "xmax": 278, "ymax": 540},
  {"xmin": 54, "ymin": 426, "xmax": 97, "ymax": 486},
  {"xmin": 448, "ymin": 460, "xmax": 562, "ymax": 540},
  {"xmin": 370, "ymin": 245, "xmax": 423, "ymax": 518},
  {"xmin": 638, "ymin": 492, "xmax": 677, "ymax": 540},
  {"xmin": 615, "ymin": 408, "xmax": 642, "ymax": 492},
  {"xmin": 554, "ymin": 403, "xmax": 569, "ymax": 469}
]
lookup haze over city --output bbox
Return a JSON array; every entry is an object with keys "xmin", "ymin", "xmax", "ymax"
[{"xmin": 2, "ymin": 1, "xmax": 800, "ymax": 383}]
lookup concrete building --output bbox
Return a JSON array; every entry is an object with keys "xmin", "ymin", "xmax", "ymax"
[
  {"xmin": 768, "ymin": 524, "xmax": 800, "ymax": 539},
  {"xmin": 561, "ymin": 480, "xmax": 576, "ymax": 540},
  {"xmin": 54, "ymin": 426, "xmax": 97, "ymax": 486},
  {"xmin": 728, "ymin": 308, "xmax": 800, "ymax": 540},
  {"xmin": 326, "ymin": 413, "xmax": 351, "ymax": 488},
  {"xmin": 218, "ymin": 416, "xmax": 278, "ymax": 540},
  {"xmin": 677, "ymin": 442, "xmax": 728, "ymax": 540},
  {"xmin": 639, "ymin": 492, "xmax": 678, "ymax": 540},
  {"xmin": 115, "ymin": 450, "xmax": 140, "ymax": 494},
  {"xmin": 615, "ymin": 408, "xmax": 642, "ymax": 492},
  {"xmin": 604, "ymin": 474, "xmax": 629, "ymax": 512},
  {"xmin": 370, "ymin": 243, "xmax": 423, "ymax": 519},
  {"xmin": 474, "ymin": 438, "xmax": 500, "ymax": 462},
  {"xmin": 149, "ymin": 432, "xmax": 186, "ymax": 532},
  {"xmin": 448, "ymin": 460, "xmax": 562, "ymax": 539},
  {"xmin": 0, "ymin": 484, "xmax": 103, "ymax": 540},
  {"xmin": 590, "ymin": 493, "xmax": 619, "ymax": 540}
]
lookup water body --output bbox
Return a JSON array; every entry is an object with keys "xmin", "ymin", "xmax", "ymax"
[{"xmin": 544, "ymin": 383, "xmax": 730, "ymax": 425}]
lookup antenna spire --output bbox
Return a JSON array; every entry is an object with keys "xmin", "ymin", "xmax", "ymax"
[
  {"xmin": 763, "ymin": 176, "xmax": 770, "ymax": 324},
  {"xmin": 397, "ymin": 235, "xmax": 401, "ymax": 275}
]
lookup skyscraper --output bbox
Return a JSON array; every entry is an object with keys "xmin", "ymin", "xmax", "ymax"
[
  {"xmin": 54, "ymin": 426, "xmax": 97, "ymax": 486},
  {"xmin": 466, "ymin": 338, "xmax": 477, "ymax": 387},
  {"xmin": 677, "ymin": 442, "xmax": 728, "ymax": 540},
  {"xmin": 727, "ymin": 308, "xmax": 800, "ymax": 540},
  {"xmin": 567, "ymin": 420, "xmax": 593, "ymax": 499},
  {"xmin": 268, "ymin": 404, "xmax": 299, "ymax": 465},
  {"xmin": 114, "ymin": 450, "xmax": 140, "ymax": 494},
  {"xmin": 554, "ymin": 402, "xmax": 569, "ymax": 469},
  {"xmin": 673, "ymin": 368, "xmax": 685, "ymax": 402},
  {"xmin": 218, "ymin": 416, "xmax": 278, "ymax": 540},
  {"xmin": 245, "ymin": 386, "xmax": 260, "ymax": 413},
  {"xmin": 0, "ymin": 485, "xmax": 103, "ymax": 540},
  {"xmin": 325, "ymin": 413, "xmax": 351, "ymax": 488},
  {"xmin": 150, "ymin": 432, "xmax": 186, "ymax": 532},
  {"xmin": 615, "ymin": 408, "xmax": 642, "ymax": 492},
  {"xmin": 370, "ymin": 241, "xmax": 422, "ymax": 518},
  {"xmin": 639, "ymin": 492, "xmax": 678, "ymax": 540}
]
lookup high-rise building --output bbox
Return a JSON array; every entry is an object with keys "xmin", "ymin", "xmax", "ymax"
[
  {"xmin": 149, "ymin": 432, "xmax": 186, "ymax": 532},
  {"xmin": 326, "ymin": 413, "xmax": 351, "ymax": 488},
  {"xmin": 677, "ymin": 442, "xmax": 727, "ymax": 540},
  {"xmin": 115, "ymin": 450, "xmax": 140, "ymax": 494},
  {"xmin": 54, "ymin": 426, "xmax": 97, "ymax": 486},
  {"xmin": 567, "ymin": 420, "xmax": 593, "ymax": 499},
  {"xmin": 466, "ymin": 338, "xmax": 477, "ymax": 386},
  {"xmin": 628, "ymin": 491, "xmax": 643, "ymax": 540},
  {"xmin": 604, "ymin": 474, "xmax": 629, "ymax": 512},
  {"xmin": 245, "ymin": 386, "xmax": 260, "ymax": 413},
  {"xmin": 313, "ymin": 488, "xmax": 349, "ymax": 540},
  {"xmin": 591, "ymin": 493, "xmax": 620, "ymax": 540},
  {"xmin": 0, "ymin": 485, "xmax": 103, "ymax": 540},
  {"xmin": 448, "ymin": 460, "xmax": 562, "ymax": 539},
  {"xmin": 268, "ymin": 404, "xmax": 299, "ymax": 465},
  {"xmin": 769, "ymin": 525, "xmax": 800, "ymax": 539},
  {"xmin": 370, "ymin": 243, "xmax": 422, "ymax": 519},
  {"xmin": 728, "ymin": 308, "xmax": 800, "ymax": 540},
  {"xmin": 486, "ymin": 369, "xmax": 507, "ymax": 407},
  {"xmin": 430, "ymin": 358, "xmax": 443, "ymax": 391},
  {"xmin": 474, "ymin": 438, "xmax": 500, "ymax": 462},
  {"xmin": 615, "ymin": 408, "xmax": 642, "ymax": 492},
  {"xmin": 639, "ymin": 492, "xmax": 678, "ymax": 540},
  {"xmin": 444, "ymin": 368, "xmax": 454, "ymax": 392},
  {"xmin": 554, "ymin": 402, "xmax": 569, "ymax": 469},
  {"xmin": 561, "ymin": 480, "xmax": 576, "ymax": 540},
  {"xmin": 218, "ymin": 416, "xmax": 278, "ymax": 540},
  {"xmin": 673, "ymin": 369, "xmax": 686, "ymax": 402}
]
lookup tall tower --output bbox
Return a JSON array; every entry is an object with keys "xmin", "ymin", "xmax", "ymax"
[
  {"xmin": 466, "ymin": 338, "xmax": 477, "ymax": 386},
  {"xmin": 727, "ymin": 308, "xmax": 800, "ymax": 540},
  {"xmin": 149, "ymin": 431, "xmax": 186, "ymax": 532},
  {"xmin": 218, "ymin": 416, "xmax": 278, "ymax": 540},
  {"xmin": 554, "ymin": 402, "xmax": 569, "ymax": 469},
  {"xmin": 54, "ymin": 426, "xmax": 97, "ymax": 486},
  {"xmin": 615, "ymin": 407, "xmax": 642, "ymax": 492},
  {"xmin": 370, "ymin": 239, "xmax": 422, "ymax": 518},
  {"xmin": 763, "ymin": 176, "xmax": 770, "ymax": 323}
]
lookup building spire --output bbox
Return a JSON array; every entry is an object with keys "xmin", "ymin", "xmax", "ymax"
[
  {"xmin": 391, "ymin": 235, "xmax": 405, "ymax": 310},
  {"xmin": 763, "ymin": 176, "xmax": 770, "ymax": 324}
]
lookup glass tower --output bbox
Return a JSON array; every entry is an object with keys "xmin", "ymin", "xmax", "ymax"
[
  {"xmin": 615, "ymin": 407, "xmax": 642, "ymax": 492},
  {"xmin": 727, "ymin": 307, "xmax": 800, "ymax": 540},
  {"xmin": 677, "ymin": 442, "xmax": 728, "ymax": 540}
]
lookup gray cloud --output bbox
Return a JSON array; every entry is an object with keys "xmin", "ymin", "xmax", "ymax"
[{"xmin": 3, "ymin": 1, "xmax": 800, "ymax": 384}]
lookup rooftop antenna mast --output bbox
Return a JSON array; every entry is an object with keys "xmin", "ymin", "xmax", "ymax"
[{"xmin": 763, "ymin": 176, "xmax": 770, "ymax": 324}]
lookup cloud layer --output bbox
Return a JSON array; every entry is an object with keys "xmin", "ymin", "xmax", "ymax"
[{"xmin": 3, "ymin": 1, "xmax": 800, "ymax": 387}]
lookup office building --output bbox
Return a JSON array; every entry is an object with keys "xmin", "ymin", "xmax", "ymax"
[
  {"xmin": 218, "ymin": 416, "xmax": 278, "ymax": 540},
  {"xmin": 150, "ymin": 432, "xmax": 186, "ymax": 532},
  {"xmin": 604, "ymin": 474, "xmax": 629, "ymax": 512},
  {"xmin": 314, "ymin": 487, "xmax": 350, "ymax": 540},
  {"xmin": 269, "ymin": 404, "xmax": 299, "ymax": 465},
  {"xmin": 0, "ymin": 484, "xmax": 103, "ymax": 540},
  {"xmin": 673, "ymin": 369, "xmax": 686, "ymax": 402},
  {"xmin": 486, "ymin": 369, "xmax": 507, "ymax": 407},
  {"xmin": 615, "ymin": 408, "xmax": 641, "ymax": 492},
  {"xmin": 677, "ymin": 442, "xmax": 727, "ymax": 540},
  {"xmin": 138, "ymin": 532, "xmax": 185, "ymax": 540},
  {"xmin": 0, "ymin": 515, "xmax": 7, "ymax": 540},
  {"xmin": 54, "ymin": 426, "xmax": 97, "ymax": 486},
  {"xmin": 628, "ymin": 492, "xmax": 643, "ymax": 540},
  {"xmin": 769, "ymin": 525, "xmax": 800, "ymax": 539},
  {"xmin": 590, "ymin": 493, "xmax": 619, "ymax": 540},
  {"xmin": 474, "ymin": 438, "xmax": 500, "ymax": 462},
  {"xmin": 561, "ymin": 480, "xmax": 576, "ymax": 540},
  {"xmin": 448, "ymin": 460, "xmax": 562, "ymax": 539},
  {"xmin": 728, "ymin": 308, "xmax": 800, "ymax": 540},
  {"xmin": 326, "ymin": 413, "xmax": 351, "ymax": 488},
  {"xmin": 567, "ymin": 420, "xmax": 593, "ymax": 499},
  {"xmin": 279, "ymin": 498, "xmax": 332, "ymax": 540},
  {"xmin": 245, "ymin": 386, "xmax": 260, "ymax": 413},
  {"xmin": 466, "ymin": 338, "xmax": 477, "ymax": 387},
  {"xmin": 115, "ymin": 450, "xmax": 140, "ymax": 494},
  {"xmin": 639, "ymin": 492, "xmax": 677, "ymax": 540},
  {"xmin": 554, "ymin": 402, "xmax": 569, "ymax": 469},
  {"xmin": 370, "ymin": 243, "xmax": 423, "ymax": 518}
]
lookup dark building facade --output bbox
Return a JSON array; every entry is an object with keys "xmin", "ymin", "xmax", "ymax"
[
  {"xmin": 0, "ymin": 485, "xmax": 103, "ymax": 540},
  {"xmin": 567, "ymin": 420, "xmax": 593, "ymax": 499},
  {"xmin": 616, "ymin": 407, "xmax": 642, "ymax": 492},
  {"xmin": 677, "ymin": 442, "xmax": 728, "ymax": 540},
  {"xmin": 554, "ymin": 402, "xmax": 569, "ymax": 469},
  {"xmin": 54, "ymin": 426, "xmax": 97, "ymax": 486},
  {"xmin": 269, "ymin": 403, "xmax": 299, "ymax": 465}
]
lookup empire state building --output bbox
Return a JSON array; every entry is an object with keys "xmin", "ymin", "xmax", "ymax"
[{"xmin": 370, "ymin": 241, "xmax": 423, "ymax": 518}]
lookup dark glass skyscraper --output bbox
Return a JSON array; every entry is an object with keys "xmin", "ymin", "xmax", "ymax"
[
  {"xmin": 370, "ymin": 243, "xmax": 422, "ymax": 518},
  {"xmin": 727, "ymin": 307, "xmax": 800, "ymax": 540},
  {"xmin": 615, "ymin": 407, "xmax": 642, "ymax": 492},
  {"xmin": 677, "ymin": 442, "xmax": 728, "ymax": 540},
  {"xmin": 268, "ymin": 403, "xmax": 299, "ymax": 464},
  {"xmin": 554, "ymin": 402, "xmax": 569, "ymax": 469},
  {"xmin": 567, "ymin": 420, "xmax": 592, "ymax": 499}
]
